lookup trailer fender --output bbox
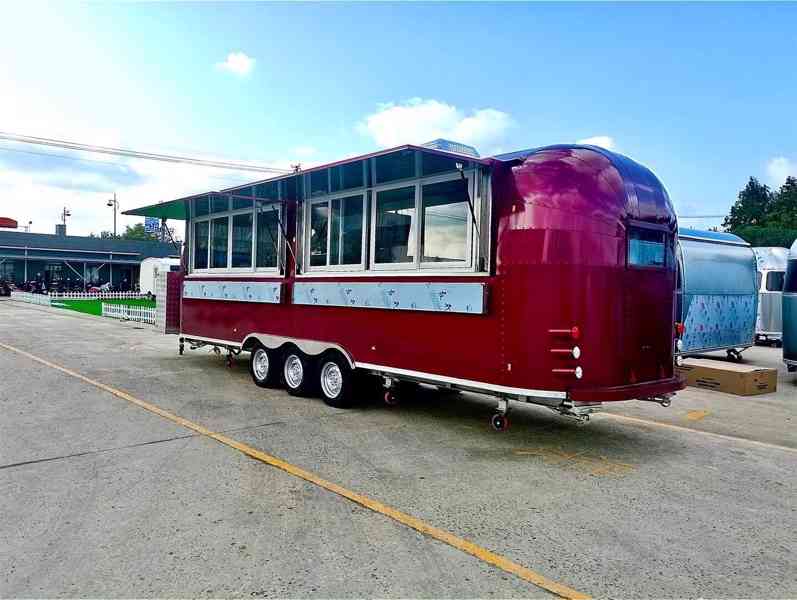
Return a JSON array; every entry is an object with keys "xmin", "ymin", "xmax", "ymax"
[{"xmin": 241, "ymin": 333, "xmax": 355, "ymax": 369}]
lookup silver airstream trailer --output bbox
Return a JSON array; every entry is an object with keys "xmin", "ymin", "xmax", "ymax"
[
  {"xmin": 752, "ymin": 247, "xmax": 788, "ymax": 346},
  {"xmin": 783, "ymin": 239, "xmax": 797, "ymax": 372},
  {"xmin": 676, "ymin": 229, "xmax": 758, "ymax": 361}
]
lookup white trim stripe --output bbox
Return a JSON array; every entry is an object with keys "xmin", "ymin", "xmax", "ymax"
[{"xmin": 353, "ymin": 361, "xmax": 567, "ymax": 400}]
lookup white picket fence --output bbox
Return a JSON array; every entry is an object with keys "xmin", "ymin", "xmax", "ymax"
[
  {"xmin": 51, "ymin": 291, "xmax": 148, "ymax": 300},
  {"xmin": 9, "ymin": 291, "xmax": 52, "ymax": 306},
  {"xmin": 101, "ymin": 302, "xmax": 156, "ymax": 325}
]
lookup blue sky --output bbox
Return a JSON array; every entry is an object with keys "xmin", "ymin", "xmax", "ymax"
[{"xmin": 1, "ymin": 2, "xmax": 795, "ymax": 236}]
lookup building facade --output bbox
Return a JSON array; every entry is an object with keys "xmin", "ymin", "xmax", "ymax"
[{"xmin": 0, "ymin": 228, "xmax": 178, "ymax": 290}]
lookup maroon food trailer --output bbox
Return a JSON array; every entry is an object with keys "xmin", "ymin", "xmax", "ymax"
[{"xmin": 126, "ymin": 142, "xmax": 685, "ymax": 430}]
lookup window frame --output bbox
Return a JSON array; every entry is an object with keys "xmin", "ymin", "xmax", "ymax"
[
  {"xmin": 369, "ymin": 170, "xmax": 476, "ymax": 273},
  {"xmin": 303, "ymin": 190, "xmax": 368, "ymax": 273},
  {"xmin": 189, "ymin": 195, "xmax": 284, "ymax": 276},
  {"xmin": 626, "ymin": 222, "xmax": 670, "ymax": 270}
]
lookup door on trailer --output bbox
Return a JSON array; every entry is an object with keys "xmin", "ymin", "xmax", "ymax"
[{"xmin": 624, "ymin": 225, "xmax": 676, "ymax": 383}]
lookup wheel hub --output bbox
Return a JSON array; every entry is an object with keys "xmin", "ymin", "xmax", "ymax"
[
  {"xmin": 320, "ymin": 362, "xmax": 343, "ymax": 398},
  {"xmin": 284, "ymin": 355, "xmax": 304, "ymax": 388},
  {"xmin": 253, "ymin": 349, "xmax": 269, "ymax": 380}
]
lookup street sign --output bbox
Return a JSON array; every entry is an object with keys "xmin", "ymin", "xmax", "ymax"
[{"xmin": 144, "ymin": 216, "xmax": 160, "ymax": 233}]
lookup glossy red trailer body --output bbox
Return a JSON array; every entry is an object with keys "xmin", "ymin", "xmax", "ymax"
[{"xmin": 180, "ymin": 146, "xmax": 683, "ymax": 402}]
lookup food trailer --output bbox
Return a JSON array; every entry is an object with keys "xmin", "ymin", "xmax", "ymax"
[
  {"xmin": 752, "ymin": 247, "xmax": 788, "ymax": 345},
  {"xmin": 783, "ymin": 239, "xmax": 797, "ymax": 372},
  {"xmin": 676, "ymin": 229, "xmax": 758, "ymax": 360},
  {"xmin": 126, "ymin": 142, "xmax": 685, "ymax": 429}
]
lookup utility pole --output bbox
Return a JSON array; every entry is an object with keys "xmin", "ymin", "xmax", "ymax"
[
  {"xmin": 107, "ymin": 193, "xmax": 118, "ymax": 237},
  {"xmin": 61, "ymin": 207, "xmax": 71, "ymax": 225}
]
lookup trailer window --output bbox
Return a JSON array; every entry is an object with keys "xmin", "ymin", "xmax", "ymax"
[
  {"xmin": 309, "ymin": 170, "xmax": 329, "ymax": 198},
  {"xmin": 331, "ymin": 196, "xmax": 364, "ymax": 265},
  {"xmin": 331, "ymin": 160, "xmax": 364, "ymax": 192},
  {"xmin": 254, "ymin": 181, "xmax": 279, "ymax": 202},
  {"xmin": 422, "ymin": 153, "xmax": 471, "ymax": 177},
  {"xmin": 628, "ymin": 228, "xmax": 666, "ymax": 268},
  {"xmin": 210, "ymin": 196, "xmax": 229, "ymax": 214},
  {"xmin": 306, "ymin": 194, "xmax": 365, "ymax": 270},
  {"xmin": 256, "ymin": 208, "xmax": 280, "ymax": 269},
  {"xmin": 231, "ymin": 213, "xmax": 253, "ymax": 268},
  {"xmin": 193, "ymin": 221, "xmax": 209, "ymax": 269},
  {"xmin": 422, "ymin": 179, "xmax": 469, "ymax": 263},
  {"xmin": 310, "ymin": 203, "xmax": 329, "ymax": 266},
  {"xmin": 375, "ymin": 150, "xmax": 415, "ymax": 184},
  {"xmin": 195, "ymin": 196, "xmax": 210, "ymax": 217},
  {"xmin": 232, "ymin": 187, "xmax": 253, "ymax": 210},
  {"xmin": 375, "ymin": 186, "xmax": 416, "ymax": 264},
  {"xmin": 210, "ymin": 217, "xmax": 228, "ymax": 268},
  {"xmin": 766, "ymin": 271, "xmax": 785, "ymax": 292}
]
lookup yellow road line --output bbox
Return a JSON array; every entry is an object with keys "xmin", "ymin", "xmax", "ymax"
[
  {"xmin": 0, "ymin": 341, "xmax": 589, "ymax": 600},
  {"xmin": 602, "ymin": 412, "xmax": 797, "ymax": 454}
]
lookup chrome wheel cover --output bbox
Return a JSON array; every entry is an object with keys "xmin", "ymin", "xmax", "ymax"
[
  {"xmin": 320, "ymin": 362, "xmax": 343, "ymax": 399},
  {"xmin": 253, "ymin": 348, "xmax": 269, "ymax": 381},
  {"xmin": 284, "ymin": 354, "xmax": 304, "ymax": 389}
]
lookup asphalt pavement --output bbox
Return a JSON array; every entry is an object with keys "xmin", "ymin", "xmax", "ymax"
[{"xmin": 1, "ymin": 299, "xmax": 795, "ymax": 598}]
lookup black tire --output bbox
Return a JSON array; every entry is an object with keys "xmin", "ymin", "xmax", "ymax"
[
  {"xmin": 281, "ymin": 348, "xmax": 316, "ymax": 396},
  {"xmin": 317, "ymin": 353, "xmax": 356, "ymax": 408},
  {"xmin": 249, "ymin": 344, "xmax": 279, "ymax": 388}
]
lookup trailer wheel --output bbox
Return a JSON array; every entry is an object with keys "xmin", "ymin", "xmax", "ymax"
[
  {"xmin": 318, "ymin": 354, "xmax": 355, "ymax": 408},
  {"xmin": 249, "ymin": 344, "xmax": 279, "ymax": 388},
  {"xmin": 282, "ymin": 350, "xmax": 316, "ymax": 396},
  {"xmin": 490, "ymin": 413, "xmax": 510, "ymax": 432}
]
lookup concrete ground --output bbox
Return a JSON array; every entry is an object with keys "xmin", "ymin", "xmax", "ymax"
[{"xmin": 1, "ymin": 299, "xmax": 795, "ymax": 599}]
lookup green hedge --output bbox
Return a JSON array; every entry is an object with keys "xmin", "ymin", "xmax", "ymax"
[{"xmin": 730, "ymin": 226, "xmax": 797, "ymax": 248}]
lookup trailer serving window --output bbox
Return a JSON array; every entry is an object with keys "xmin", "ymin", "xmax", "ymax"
[
  {"xmin": 371, "ymin": 172, "xmax": 475, "ymax": 271},
  {"xmin": 190, "ymin": 189, "xmax": 284, "ymax": 275},
  {"xmin": 306, "ymin": 194, "xmax": 366, "ymax": 270},
  {"xmin": 628, "ymin": 227, "xmax": 666, "ymax": 268},
  {"xmin": 297, "ymin": 149, "xmax": 486, "ymax": 275}
]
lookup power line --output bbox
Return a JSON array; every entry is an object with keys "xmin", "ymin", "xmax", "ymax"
[
  {"xmin": 0, "ymin": 131, "xmax": 292, "ymax": 175},
  {"xmin": 0, "ymin": 144, "xmax": 250, "ymax": 183}
]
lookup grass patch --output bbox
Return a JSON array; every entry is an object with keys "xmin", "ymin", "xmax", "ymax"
[{"xmin": 56, "ymin": 298, "xmax": 156, "ymax": 316}]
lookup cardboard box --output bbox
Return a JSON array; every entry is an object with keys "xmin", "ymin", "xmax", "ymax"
[{"xmin": 676, "ymin": 358, "xmax": 777, "ymax": 396}]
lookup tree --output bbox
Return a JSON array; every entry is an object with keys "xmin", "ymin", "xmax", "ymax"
[
  {"xmin": 723, "ymin": 177, "xmax": 773, "ymax": 230},
  {"xmin": 768, "ymin": 176, "xmax": 797, "ymax": 229},
  {"xmin": 121, "ymin": 223, "xmax": 160, "ymax": 241},
  {"xmin": 732, "ymin": 225, "xmax": 797, "ymax": 248}
]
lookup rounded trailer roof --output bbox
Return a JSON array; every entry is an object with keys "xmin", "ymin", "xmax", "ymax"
[{"xmin": 678, "ymin": 228, "xmax": 749, "ymax": 246}]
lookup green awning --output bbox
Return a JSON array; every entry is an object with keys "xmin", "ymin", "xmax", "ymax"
[{"xmin": 123, "ymin": 198, "xmax": 188, "ymax": 220}]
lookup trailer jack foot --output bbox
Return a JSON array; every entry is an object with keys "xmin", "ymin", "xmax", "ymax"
[
  {"xmin": 382, "ymin": 378, "xmax": 401, "ymax": 406},
  {"xmin": 490, "ymin": 398, "xmax": 511, "ymax": 432},
  {"xmin": 490, "ymin": 412, "xmax": 510, "ymax": 431},
  {"xmin": 178, "ymin": 339, "xmax": 184, "ymax": 356},
  {"xmin": 726, "ymin": 348, "xmax": 743, "ymax": 362}
]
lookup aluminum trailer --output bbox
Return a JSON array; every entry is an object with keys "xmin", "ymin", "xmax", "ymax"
[
  {"xmin": 752, "ymin": 247, "xmax": 788, "ymax": 346},
  {"xmin": 676, "ymin": 229, "xmax": 758, "ymax": 361}
]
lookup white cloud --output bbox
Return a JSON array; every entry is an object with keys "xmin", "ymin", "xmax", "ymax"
[
  {"xmin": 576, "ymin": 136, "xmax": 615, "ymax": 150},
  {"xmin": 357, "ymin": 98, "xmax": 512, "ymax": 154},
  {"xmin": 216, "ymin": 51, "xmax": 255, "ymax": 76},
  {"xmin": 766, "ymin": 156, "xmax": 795, "ymax": 186}
]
